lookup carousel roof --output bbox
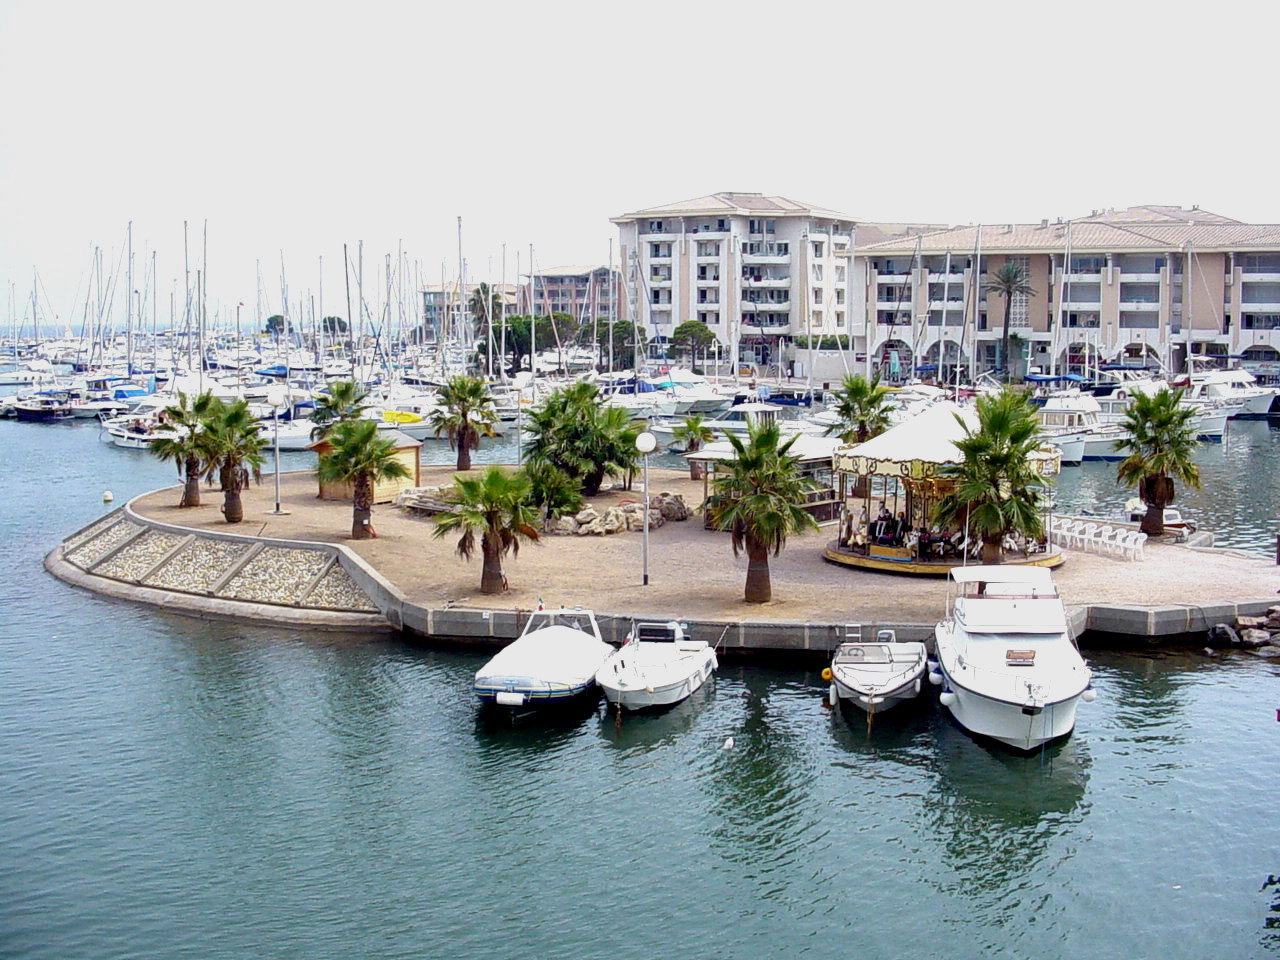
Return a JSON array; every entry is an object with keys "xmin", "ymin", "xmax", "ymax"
[
  {"xmin": 834, "ymin": 401, "xmax": 976, "ymax": 478},
  {"xmin": 686, "ymin": 434, "xmax": 841, "ymax": 463},
  {"xmin": 834, "ymin": 400, "xmax": 1061, "ymax": 479}
]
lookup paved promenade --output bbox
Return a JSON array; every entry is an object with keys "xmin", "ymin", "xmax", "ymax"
[{"xmin": 129, "ymin": 466, "xmax": 1280, "ymax": 635}]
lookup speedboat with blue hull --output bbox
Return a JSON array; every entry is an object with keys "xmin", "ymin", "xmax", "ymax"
[
  {"xmin": 932, "ymin": 566, "xmax": 1095, "ymax": 752},
  {"xmin": 474, "ymin": 607, "xmax": 613, "ymax": 710}
]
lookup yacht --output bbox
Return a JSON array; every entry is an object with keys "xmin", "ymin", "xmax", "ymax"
[
  {"xmin": 473, "ymin": 607, "xmax": 614, "ymax": 710},
  {"xmin": 1172, "ymin": 366, "xmax": 1278, "ymax": 418},
  {"xmin": 596, "ymin": 621, "xmax": 717, "ymax": 711},
  {"xmin": 1035, "ymin": 392, "xmax": 1122, "ymax": 463},
  {"xmin": 827, "ymin": 629, "xmax": 928, "ymax": 713},
  {"xmin": 933, "ymin": 566, "xmax": 1095, "ymax": 752},
  {"xmin": 648, "ymin": 402, "xmax": 824, "ymax": 448}
]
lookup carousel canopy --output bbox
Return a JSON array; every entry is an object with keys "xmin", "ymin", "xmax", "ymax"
[
  {"xmin": 686, "ymin": 434, "xmax": 841, "ymax": 464},
  {"xmin": 834, "ymin": 401, "xmax": 977, "ymax": 479},
  {"xmin": 834, "ymin": 400, "xmax": 1061, "ymax": 479}
]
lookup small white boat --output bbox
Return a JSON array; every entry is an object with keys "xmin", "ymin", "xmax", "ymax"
[
  {"xmin": 596, "ymin": 621, "xmax": 717, "ymax": 711},
  {"xmin": 473, "ymin": 607, "xmax": 614, "ymax": 710},
  {"xmin": 933, "ymin": 566, "xmax": 1095, "ymax": 752},
  {"xmin": 827, "ymin": 629, "xmax": 928, "ymax": 713}
]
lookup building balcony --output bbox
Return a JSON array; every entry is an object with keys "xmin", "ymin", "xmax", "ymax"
[
  {"xmin": 695, "ymin": 276, "xmax": 721, "ymax": 285},
  {"xmin": 741, "ymin": 319, "xmax": 792, "ymax": 331},
  {"xmin": 742, "ymin": 299, "xmax": 790, "ymax": 311},
  {"xmin": 742, "ymin": 253, "xmax": 790, "ymax": 264},
  {"xmin": 1063, "ymin": 301, "xmax": 1103, "ymax": 311},
  {"xmin": 742, "ymin": 276, "xmax": 790, "ymax": 287},
  {"xmin": 927, "ymin": 299, "xmax": 966, "ymax": 310},
  {"xmin": 1239, "ymin": 269, "xmax": 1280, "ymax": 280},
  {"xmin": 1118, "ymin": 300, "xmax": 1160, "ymax": 311},
  {"xmin": 877, "ymin": 275, "xmax": 911, "ymax": 284},
  {"xmin": 696, "ymin": 298, "xmax": 721, "ymax": 307},
  {"xmin": 927, "ymin": 271, "xmax": 966, "ymax": 283},
  {"xmin": 1118, "ymin": 272, "xmax": 1161, "ymax": 283},
  {"xmin": 648, "ymin": 277, "xmax": 672, "ymax": 287},
  {"xmin": 687, "ymin": 229, "xmax": 730, "ymax": 239},
  {"xmin": 1242, "ymin": 302, "xmax": 1280, "ymax": 312},
  {"xmin": 1065, "ymin": 271, "xmax": 1103, "ymax": 281}
]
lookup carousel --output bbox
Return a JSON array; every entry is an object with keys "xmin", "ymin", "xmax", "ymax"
[{"xmin": 823, "ymin": 401, "xmax": 1065, "ymax": 575}]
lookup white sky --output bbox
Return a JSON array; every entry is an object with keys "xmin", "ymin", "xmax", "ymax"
[{"xmin": 2, "ymin": 0, "xmax": 1273, "ymax": 332}]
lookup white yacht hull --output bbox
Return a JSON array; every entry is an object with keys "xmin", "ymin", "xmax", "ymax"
[
  {"xmin": 598, "ymin": 650, "xmax": 717, "ymax": 710},
  {"xmin": 938, "ymin": 671, "xmax": 1084, "ymax": 752}
]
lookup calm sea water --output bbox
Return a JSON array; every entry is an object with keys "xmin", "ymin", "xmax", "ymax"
[{"xmin": 2, "ymin": 418, "xmax": 1279, "ymax": 960}]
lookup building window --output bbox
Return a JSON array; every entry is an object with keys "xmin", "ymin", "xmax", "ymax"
[
  {"xmin": 647, "ymin": 220, "xmax": 665, "ymax": 233},
  {"xmin": 812, "ymin": 264, "xmax": 824, "ymax": 282},
  {"xmin": 696, "ymin": 241, "xmax": 721, "ymax": 257},
  {"xmin": 813, "ymin": 288, "xmax": 824, "ymax": 304},
  {"xmin": 812, "ymin": 242, "xmax": 825, "ymax": 259},
  {"xmin": 650, "ymin": 242, "xmax": 671, "ymax": 258},
  {"xmin": 835, "ymin": 288, "xmax": 845, "ymax": 305},
  {"xmin": 835, "ymin": 265, "xmax": 846, "ymax": 282}
]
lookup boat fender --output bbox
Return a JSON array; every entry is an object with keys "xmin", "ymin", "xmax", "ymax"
[
  {"xmin": 939, "ymin": 690, "xmax": 957, "ymax": 707},
  {"xmin": 820, "ymin": 667, "xmax": 832, "ymax": 682},
  {"xmin": 928, "ymin": 671, "xmax": 943, "ymax": 686},
  {"xmin": 1082, "ymin": 686, "xmax": 1097, "ymax": 703},
  {"xmin": 913, "ymin": 678, "xmax": 921, "ymax": 695},
  {"xmin": 829, "ymin": 683, "xmax": 838, "ymax": 706}
]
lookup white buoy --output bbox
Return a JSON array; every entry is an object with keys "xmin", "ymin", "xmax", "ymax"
[
  {"xmin": 722, "ymin": 736, "xmax": 735, "ymax": 750},
  {"xmin": 929, "ymin": 671, "xmax": 943, "ymax": 686},
  {"xmin": 939, "ymin": 691, "xmax": 957, "ymax": 707},
  {"xmin": 102, "ymin": 490, "xmax": 114, "ymax": 503}
]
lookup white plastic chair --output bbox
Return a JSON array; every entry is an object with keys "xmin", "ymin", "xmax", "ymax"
[
  {"xmin": 1095, "ymin": 525, "xmax": 1117, "ymax": 556},
  {"xmin": 1079, "ymin": 522, "xmax": 1099, "ymax": 552},
  {"xmin": 1128, "ymin": 531, "xmax": 1147, "ymax": 561}
]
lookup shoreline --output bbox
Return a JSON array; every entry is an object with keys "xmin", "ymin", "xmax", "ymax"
[{"xmin": 44, "ymin": 467, "xmax": 1280, "ymax": 654}]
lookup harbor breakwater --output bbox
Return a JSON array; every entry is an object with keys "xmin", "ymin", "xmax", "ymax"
[{"xmin": 45, "ymin": 489, "xmax": 1280, "ymax": 657}]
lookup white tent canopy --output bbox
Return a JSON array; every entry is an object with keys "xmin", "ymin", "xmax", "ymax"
[{"xmin": 834, "ymin": 401, "xmax": 977, "ymax": 479}]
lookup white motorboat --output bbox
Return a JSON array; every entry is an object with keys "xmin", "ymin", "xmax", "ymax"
[
  {"xmin": 649, "ymin": 401, "xmax": 824, "ymax": 448},
  {"xmin": 473, "ymin": 607, "xmax": 614, "ymax": 710},
  {"xmin": 1036, "ymin": 392, "xmax": 1125, "ymax": 462},
  {"xmin": 933, "ymin": 566, "xmax": 1095, "ymax": 752},
  {"xmin": 596, "ymin": 621, "xmax": 717, "ymax": 711},
  {"xmin": 827, "ymin": 629, "xmax": 928, "ymax": 713},
  {"xmin": 1173, "ymin": 366, "xmax": 1277, "ymax": 417}
]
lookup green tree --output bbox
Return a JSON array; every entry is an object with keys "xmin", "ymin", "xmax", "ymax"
[
  {"xmin": 1114, "ymin": 387, "xmax": 1201, "ymax": 536},
  {"xmin": 589, "ymin": 320, "xmax": 648, "ymax": 368},
  {"xmin": 983, "ymin": 262, "xmax": 1035, "ymax": 377},
  {"xmin": 932, "ymin": 389, "xmax": 1047, "ymax": 564},
  {"xmin": 200, "ymin": 398, "xmax": 267, "ymax": 524},
  {"xmin": 824, "ymin": 373, "xmax": 893, "ymax": 445},
  {"xmin": 672, "ymin": 413, "xmax": 715, "ymax": 479},
  {"xmin": 468, "ymin": 282, "xmax": 504, "ymax": 331},
  {"xmin": 433, "ymin": 466, "xmax": 541, "ymax": 595},
  {"xmin": 315, "ymin": 419, "xmax": 412, "ymax": 539},
  {"xmin": 310, "ymin": 380, "xmax": 370, "ymax": 440},
  {"xmin": 430, "ymin": 374, "xmax": 497, "ymax": 471},
  {"xmin": 703, "ymin": 421, "xmax": 818, "ymax": 604},
  {"xmin": 264, "ymin": 314, "xmax": 293, "ymax": 337},
  {"xmin": 523, "ymin": 460, "xmax": 585, "ymax": 529},
  {"xmin": 320, "ymin": 315, "xmax": 348, "ymax": 335},
  {"xmin": 524, "ymin": 382, "xmax": 640, "ymax": 496},
  {"xmin": 671, "ymin": 320, "xmax": 716, "ymax": 366},
  {"xmin": 149, "ymin": 391, "xmax": 217, "ymax": 507}
]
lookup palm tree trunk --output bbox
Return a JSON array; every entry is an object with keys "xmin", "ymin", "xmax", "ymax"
[
  {"xmin": 1000, "ymin": 298, "xmax": 1012, "ymax": 377},
  {"xmin": 981, "ymin": 537, "xmax": 1002, "ymax": 565},
  {"xmin": 223, "ymin": 487, "xmax": 244, "ymax": 524},
  {"xmin": 582, "ymin": 468, "xmax": 605, "ymax": 497},
  {"xmin": 181, "ymin": 455, "xmax": 201, "ymax": 507},
  {"xmin": 480, "ymin": 532, "xmax": 505, "ymax": 594},
  {"xmin": 352, "ymin": 473, "xmax": 375, "ymax": 539},
  {"xmin": 456, "ymin": 423, "xmax": 473, "ymax": 472},
  {"xmin": 743, "ymin": 536, "xmax": 772, "ymax": 603}
]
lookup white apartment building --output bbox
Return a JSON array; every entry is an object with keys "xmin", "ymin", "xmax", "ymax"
[
  {"xmin": 612, "ymin": 193, "xmax": 860, "ymax": 369},
  {"xmin": 857, "ymin": 205, "xmax": 1280, "ymax": 381}
]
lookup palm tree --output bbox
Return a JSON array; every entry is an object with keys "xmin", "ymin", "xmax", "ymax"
[
  {"xmin": 200, "ymin": 398, "xmax": 267, "ymax": 524},
  {"xmin": 1114, "ymin": 387, "xmax": 1201, "ymax": 536},
  {"xmin": 932, "ymin": 389, "xmax": 1047, "ymax": 564},
  {"xmin": 310, "ymin": 380, "xmax": 370, "ymax": 440},
  {"xmin": 430, "ymin": 374, "xmax": 497, "ymax": 471},
  {"xmin": 673, "ymin": 414, "xmax": 715, "ymax": 479},
  {"xmin": 983, "ymin": 262, "xmax": 1036, "ymax": 378},
  {"xmin": 824, "ymin": 373, "xmax": 893, "ymax": 445},
  {"xmin": 315, "ymin": 419, "xmax": 412, "ymax": 539},
  {"xmin": 703, "ymin": 420, "xmax": 818, "ymax": 604},
  {"xmin": 524, "ymin": 382, "xmax": 640, "ymax": 496},
  {"xmin": 433, "ymin": 466, "xmax": 541, "ymax": 594},
  {"xmin": 523, "ymin": 460, "xmax": 585, "ymax": 529},
  {"xmin": 149, "ymin": 390, "xmax": 216, "ymax": 507}
]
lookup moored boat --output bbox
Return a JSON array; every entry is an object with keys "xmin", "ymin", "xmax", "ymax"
[
  {"xmin": 827, "ymin": 629, "xmax": 928, "ymax": 713},
  {"xmin": 596, "ymin": 620, "xmax": 717, "ymax": 711},
  {"xmin": 473, "ymin": 607, "xmax": 613, "ymax": 710},
  {"xmin": 933, "ymin": 566, "xmax": 1095, "ymax": 752}
]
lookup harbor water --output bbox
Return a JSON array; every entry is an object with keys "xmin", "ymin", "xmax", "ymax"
[{"xmin": 2, "ymin": 417, "xmax": 1279, "ymax": 959}]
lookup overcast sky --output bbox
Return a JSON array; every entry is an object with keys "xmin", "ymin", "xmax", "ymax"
[{"xmin": 2, "ymin": 0, "xmax": 1273, "ymax": 333}]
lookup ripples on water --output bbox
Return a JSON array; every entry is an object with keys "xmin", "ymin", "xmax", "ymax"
[{"xmin": 2, "ymin": 419, "xmax": 1280, "ymax": 959}]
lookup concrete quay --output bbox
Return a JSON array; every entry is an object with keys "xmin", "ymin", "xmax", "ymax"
[{"xmin": 47, "ymin": 466, "xmax": 1280, "ymax": 657}]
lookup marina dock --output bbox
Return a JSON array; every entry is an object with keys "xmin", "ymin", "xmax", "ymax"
[{"xmin": 45, "ymin": 466, "xmax": 1280, "ymax": 653}]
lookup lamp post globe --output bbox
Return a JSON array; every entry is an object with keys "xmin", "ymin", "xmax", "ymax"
[{"xmin": 635, "ymin": 431, "xmax": 656, "ymax": 585}]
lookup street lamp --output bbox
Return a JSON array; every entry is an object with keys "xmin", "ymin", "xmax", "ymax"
[
  {"xmin": 267, "ymin": 387, "xmax": 290, "ymax": 516},
  {"xmin": 635, "ymin": 430, "xmax": 657, "ymax": 586}
]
